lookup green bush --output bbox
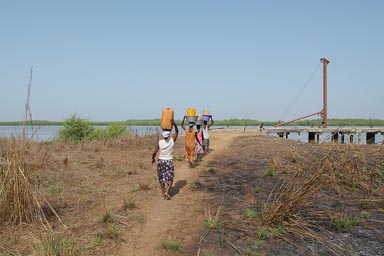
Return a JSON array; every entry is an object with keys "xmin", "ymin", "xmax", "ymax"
[
  {"xmin": 58, "ymin": 114, "xmax": 94, "ymax": 142},
  {"xmin": 91, "ymin": 128, "xmax": 108, "ymax": 140},
  {"xmin": 92, "ymin": 123, "xmax": 128, "ymax": 140},
  {"xmin": 58, "ymin": 115, "xmax": 129, "ymax": 142}
]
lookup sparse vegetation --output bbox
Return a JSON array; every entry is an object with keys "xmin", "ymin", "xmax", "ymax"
[
  {"xmin": 129, "ymin": 183, "xmax": 151, "ymax": 193},
  {"xmin": 36, "ymin": 233, "xmax": 80, "ymax": 256},
  {"xmin": 243, "ymin": 208, "xmax": 259, "ymax": 219},
  {"xmin": 263, "ymin": 166, "xmax": 275, "ymax": 177},
  {"xmin": 128, "ymin": 213, "xmax": 145, "ymax": 223},
  {"xmin": 332, "ymin": 214, "xmax": 359, "ymax": 232},
  {"xmin": 208, "ymin": 167, "xmax": 216, "ymax": 174},
  {"xmin": 159, "ymin": 238, "xmax": 182, "ymax": 252},
  {"xmin": 287, "ymin": 150, "xmax": 301, "ymax": 163},
  {"xmin": 271, "ymin": 225, "xmax": 284, "ymax": 238},
  {"xmin": 195, "ymin": 134, "xmax": 384, "ymax": 255},
  {"xmin": 87, "ymin": 236, "xmax": 102, "ymax": 249},
  {"xmin": 122, "ymin": 198, "xmax": 138, "ymax": 211},
  {"xmin": 254, "ymin": 185, "xmax": 263, "ymax": 193},
  {"xmin": 257, "ymin": 227, "xmax": 269, "ymax": 240},
  {"xmin": 204, "ymin": 203, "xmax": 223, "ymax": 230},
  {"xmin": 191, "ymin": 178, "xmax": 202, "ymax": 189},
  {"xmin": 97, "ymin": 209, "xmax": 115, "ymax": 225},
  {"xmin": 97, "ymin": 224, "xmax": 120, "ymax": 241},
  {"xmin": 358, "ymin": 200, "xmax": 371, "ymax": 210},
  {"xmin": 138, "ymin": 183, "xmax": 150, "ymax": 191},
  {"xmin": 244, "ymin": 240, "xmax": 264, "ymax": 255},
  {"xmin": 204, "ymin": 214, "xmax": 223, "ymax": 230},
  {"xmin": 264, "ymin": 157, "xmax": 281, "ymax": 177},
  {"xmin": 1, "ymin": 123, "xmax": 383, "ymax": 255}
]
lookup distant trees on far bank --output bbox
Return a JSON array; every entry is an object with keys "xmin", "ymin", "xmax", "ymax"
[{"xmin": 1, "ymin": 118, "xmax": 384, "ymax": 127}]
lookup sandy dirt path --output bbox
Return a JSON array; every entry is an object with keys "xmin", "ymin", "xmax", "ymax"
[{"xmin": 118, "ymin": 130, "xmax": 244, "ymax": 255}]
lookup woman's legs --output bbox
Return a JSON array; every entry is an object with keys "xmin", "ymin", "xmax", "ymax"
[
  {"xmin": 159, "ymin": 183, "xmax": 166, "ymax": 199},
  {"xmin": 186, "ymin": 145, "xmax": 195, "ymax": 167},
  {"xmin": 157, "ymin": 160, "xmax": 168, "ymax": 199},
  {"xmin": 165, "ymin": 181, "xmax": 173, "ymax": 199},
  {"xmin": 158, "ymin": 159, "xmax": 174, "ymax": 199}
]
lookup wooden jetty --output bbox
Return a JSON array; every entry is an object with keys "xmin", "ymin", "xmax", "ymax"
[{"xmin": 264, "ymin": 127, "xmax": 384, "ymax": 144}]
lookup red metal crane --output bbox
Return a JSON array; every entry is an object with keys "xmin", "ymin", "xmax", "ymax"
[{"xmin": 275, "ymin": 58, "xmax": 330, "ymax": 128}]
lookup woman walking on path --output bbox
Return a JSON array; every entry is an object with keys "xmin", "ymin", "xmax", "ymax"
[
  {"xmin": 202, "ymin": 116, "xmax": 214, "ymax": 153},
  {"xmin": 195, "ymin": 125, "xmax": 204, "ymax": 162},
  {"xmin": 181, "ymin": 116, "xmax": 197, "ymax": 168},
  {"xmin": 152, "ymin": 120, "xmax": 179, "ymax": 200}
]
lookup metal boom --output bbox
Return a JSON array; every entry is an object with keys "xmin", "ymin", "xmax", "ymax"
[{"xmin": 275, "ymin": 58, "xmax": 330, "ymax": 127}]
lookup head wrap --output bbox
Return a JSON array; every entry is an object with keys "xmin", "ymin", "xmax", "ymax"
[{"xmin": 162, "ymin": 131, "xmax": 171, "ymax": 138}]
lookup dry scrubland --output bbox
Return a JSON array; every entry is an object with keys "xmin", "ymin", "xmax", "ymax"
[{"xmin": 0, "ymin": 130, "xmax": 383, "ymax": 256}]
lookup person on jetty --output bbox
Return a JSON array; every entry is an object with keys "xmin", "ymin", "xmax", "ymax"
[
  {"xmin": 195, "ymin": 124, "xmax": 204, "ymax": 162},
  {"xmin": 259, "ymin": 122, "xmax": 265, "ymax": 132},
  {"xmin": 202, "ymin": 116, "xmax": 213, "ymax": 153},
  {"xmin": 181, "ymin": 116, "xmax": 197, "ymax": 168},
  {"xmin": 152, "ymin": 119, "xmax": 179, "ymax": 200}
]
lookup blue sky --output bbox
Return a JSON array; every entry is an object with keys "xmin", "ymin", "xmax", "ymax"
[{"xmin": 1, "ymin": 0, "xmax": 383, "ymax": 122}]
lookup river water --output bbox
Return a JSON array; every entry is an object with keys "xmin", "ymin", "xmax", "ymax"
[
  {"xmin": 0, "ymin": 125, "xmax": 165, "ymax": 141},
  {"xmin": 0, "ymin": 125, "xmax": 382, "ymax": 144}
]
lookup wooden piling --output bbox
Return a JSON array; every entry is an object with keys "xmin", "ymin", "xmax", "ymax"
[
  {"xmin": 308, "ymin": 132, "xmax": 316, "ymax": 143},
  {"xmin": 366, "ymin": 132, "xmax": 375, "ymax": 144},
  {"xmin": 340, "ymin": 133, "xmax": 345, "ymax": 144},
  {"xmin": 349, "ymin": 133, "xmax": 354, "ymax": 143},
  {"xmin": 265, "ymin": 127, "xmax": 383, "ymax": 145},
  {"xmin": 332, "ymin": 132, "xmax": 339, "ymax": 143},
  {"xmin": 358, "ymin": 133, "xmax": 362, "ymax": 144}
]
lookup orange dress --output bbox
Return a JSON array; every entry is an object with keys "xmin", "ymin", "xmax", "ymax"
[{"xmin": 184, "ymin": 128, "xmax": 196, "ymax": 162}]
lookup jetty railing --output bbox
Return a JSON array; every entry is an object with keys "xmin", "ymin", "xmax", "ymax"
[{"xmin": 264, "ymin": 127, "xmax": 384, "ymax": 144}]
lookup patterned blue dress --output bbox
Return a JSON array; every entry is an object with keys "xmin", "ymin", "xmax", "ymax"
[{"xmin": 157, "ymin": 159, "xmax": 174, "ymax": 184}]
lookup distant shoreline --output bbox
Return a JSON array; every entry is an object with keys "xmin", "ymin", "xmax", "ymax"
[{"xmin": 1, "ymin": 118, "xmax": 384, "ymax": 127}]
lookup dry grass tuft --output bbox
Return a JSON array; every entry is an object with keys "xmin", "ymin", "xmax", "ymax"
[
  {"xmin": 0, "ymin": 69, "xmax": 61, "ymax": 227},
  {"xmin": 260, "ymin": 143, "xmax": 384, "ymax": 254},
  {"xmin": 264, "ymin": 156, "xmax": 283, "ymax": 177},
  {"xmin": 323, "ymin": 145, "xmax": 384, "ymax": 200},
  {"xmin": 262, "ymin": 144, "xmax": 384, "ymax": 226},
  {"xmin": 0, "ymin": 137, "xmax": 48, "ymax": 224},
  {"xmin": 261, "ymin": 166, "xmax": 326, "ymax": 226},
  {"xmin": 283, "ymin": 216, "xmax": 354, "ymax": 255}
]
